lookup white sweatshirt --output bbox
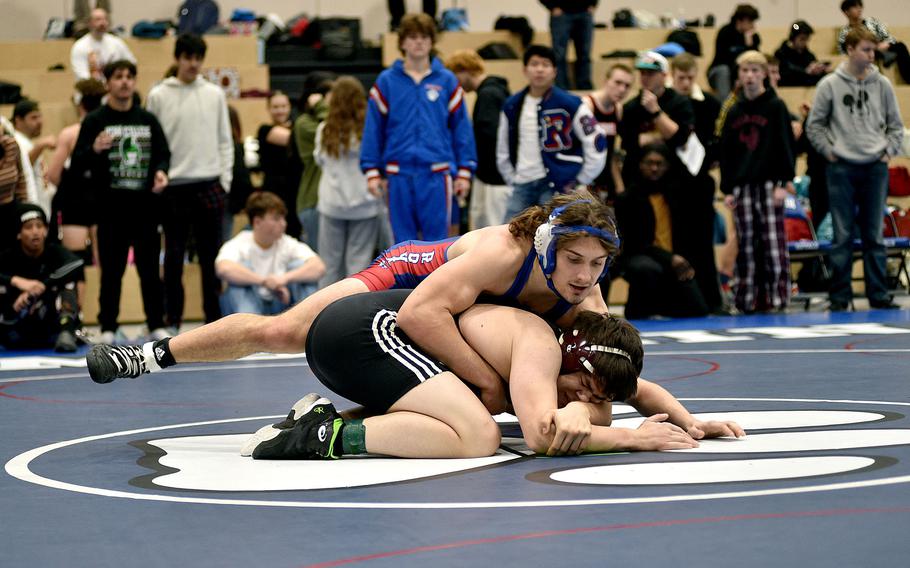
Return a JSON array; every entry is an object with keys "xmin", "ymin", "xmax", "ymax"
[{"xmin": 146, "ymin": 77, "xmax": 233, "ymax": 191}]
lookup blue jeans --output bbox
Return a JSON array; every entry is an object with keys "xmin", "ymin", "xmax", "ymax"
[
  {"xmin": 503, "ymin": 178, "xmax": 555, "ymax": 223},
  {"xmin": 825, "ymin": 160, "xmax": 890, "ymax": 304},
  {"xmin": 550, "ymin": 11, "xmax": 593, "ymax": 90},
  {"xmin": 220, "ymin": 259, "xmax": 318, "ymax": 315},
  {"xmin": 298, "ymin": 207, "xmax": 320, "ymax": 252}
]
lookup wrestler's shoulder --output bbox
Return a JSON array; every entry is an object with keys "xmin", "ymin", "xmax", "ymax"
[{"xmin": 451, "ymin": 225, "xmax": 529, "ymax": 260}]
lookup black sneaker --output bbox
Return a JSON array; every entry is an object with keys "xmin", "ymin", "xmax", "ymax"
[
  {"xmin": 869, "ymin": 299, "xmax": 901, "ymax": 310},
  {"xmin": 86, "ymin": 344, "xmax": 148, "ymax": 384},
  {"xmin": 242, "ymin": 395, "xmax": 343, "ymax": 460},
  {"xmin": 54, "ymin": 330, "xmax": 78, "ymax": 353},
  {"xmin": 828, "ymin": 301, "xmax": 850, "ymax": 312}
]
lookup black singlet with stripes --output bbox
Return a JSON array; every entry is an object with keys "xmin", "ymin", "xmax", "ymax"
[{"xmin": 305, "ymin": 289, "xmax": 450, "ymax": 412}]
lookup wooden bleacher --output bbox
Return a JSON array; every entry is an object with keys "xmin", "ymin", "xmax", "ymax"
[
  {"xmin": 0, "ymin": 35, "xmax": 264, "ymax": 324},
  {"xmin": 0, "ymin": 35, "xmax": 270, "ymax": 137}
]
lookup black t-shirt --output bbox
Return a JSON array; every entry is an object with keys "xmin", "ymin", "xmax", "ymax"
[
  {"xmin": 71, "ymin": 104, "xmax": 170, "ymax": 195},
  {"xmin": 619, "ymin": 87, "xmax": 695, "ymax": 183},
  {"xmin": 257, "ymin": 124, "xmax": 294, "ymax": 194}
]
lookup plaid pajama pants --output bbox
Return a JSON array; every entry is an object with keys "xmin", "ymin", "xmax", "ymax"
[{"xmin": 731, "ymin": 181, "xmax": 791, "ymax": 312}]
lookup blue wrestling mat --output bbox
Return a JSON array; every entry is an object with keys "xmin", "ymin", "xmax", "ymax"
[{"xmin": 2, "ymin": 308, "xmax": 910, "ymax": 567}]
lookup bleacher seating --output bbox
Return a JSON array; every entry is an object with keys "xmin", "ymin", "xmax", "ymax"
[{"xmin": 3, "ymin": 26, "xmax": 908, "ymax": 317}]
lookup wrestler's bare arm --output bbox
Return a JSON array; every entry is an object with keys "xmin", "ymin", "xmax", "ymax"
[
  {"xmin": 460, "ymin": 307, "xmax": 698, "ymax": 454},
  {"xmin": 397, "ymin": 235, "xmax": 525, "ymax": 413},
  {"xmin": 626, "ymin": 379, "xmax": 746, "ymax": 439}
]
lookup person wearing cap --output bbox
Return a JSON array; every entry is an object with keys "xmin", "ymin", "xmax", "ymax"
[
  {"xmin": 708, "ymin": 4, "xmax": 761, "ymax": 101},
  {"xmin": 775, "ymin": 20, "xmax": 829, "ymax": 87},
  {"xmin": 496, "ymin": 45, "xmax": 607, "ymax": 222},
  {"xmin": 617, "ymin": 50, "xmax": 695, "ymax": 187},
  {"xmin": 0, "ymin": 204, "xmax": 84, "ymax": 352}
]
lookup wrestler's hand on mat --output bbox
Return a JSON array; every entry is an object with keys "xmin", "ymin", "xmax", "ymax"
[
  {"xmin": 542, "ymin": 403, "xmax": 592, "ymax": 456},
  {"xmin": 635, "ymin": 414, "xmax": 699, "ymax": 450},
  {"xmin": 687, "ymin": 419, "xmax": 746, "ymax": 440}
]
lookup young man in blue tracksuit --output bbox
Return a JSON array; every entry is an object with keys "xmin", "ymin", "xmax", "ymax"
[
  {"xmin": 361, "ymin": 13, "xmax": 477, "ymax": 242},
  {"xmin": 496, "ymin": 45, "xmax": 607, "ymax": 222}
]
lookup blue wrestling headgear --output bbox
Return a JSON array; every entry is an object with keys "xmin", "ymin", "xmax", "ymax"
[{"xmin": 533, "ymin": 200, "xmax": 621, "ymax": 297}]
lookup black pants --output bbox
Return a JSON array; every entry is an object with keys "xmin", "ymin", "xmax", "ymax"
[
  {"xmin": 623, "ymin": 253, "xmax": 709, "ymax": 320},
  {"xmin": 1, "ymin": 284, "xmax": 79, "ymax": 349},
  {"xmin": 96, "ymin": 191, "xmax": 165, "ymax": 332},
  {"xmin": 162, "ymin": 181, "xmax": 224, "ymax": 326},
  {"xmin": 885, "ymin": 42, "xmax": 910, "ymax": 84},
  {"xmin": 674, "ymin": 174, "xmax": 723, "ymax": 312}
]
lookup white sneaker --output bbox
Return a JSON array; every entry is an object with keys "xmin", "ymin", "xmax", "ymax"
[
  {"xmin": 148, "ymin": 327, "xmax": 173, "ymax": 341},
  {"xmin": 99, "ymin": 329, "xmax": 130, "ymax": 345}
]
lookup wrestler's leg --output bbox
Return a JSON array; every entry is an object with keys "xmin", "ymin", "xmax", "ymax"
[
  {"xmin": 168, "ymin": 277, "xmax": 369, "ymax": 362},
  {"xmin": 362, "ymin": 372, "xmax": 501, "ymax": 458}
]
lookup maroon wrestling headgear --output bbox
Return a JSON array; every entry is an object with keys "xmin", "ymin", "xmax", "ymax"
[{"xmin": 559, "ymin": 328, "xmax": 632, "ymax": 374}]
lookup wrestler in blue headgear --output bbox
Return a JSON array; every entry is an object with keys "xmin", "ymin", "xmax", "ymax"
[{"xmin": 533, "ymin": 196, "xmax": 621, "ymax": 301}]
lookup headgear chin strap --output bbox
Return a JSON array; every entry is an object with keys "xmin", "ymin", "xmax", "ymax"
[
  {"xmin": 559, "ymin": 328, "xmax": 631, "ymax": 375},
  {"xmin": 533, "ymin": 201, "xmax": 621, "ymax": 299}
]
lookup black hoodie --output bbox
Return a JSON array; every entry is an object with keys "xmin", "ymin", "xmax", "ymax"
[
  {"xmin": 719, "ymin": 88, "xmax": 795, "ymax": 194},
  {"xmin": 472, "ymin": 75, "xmax": 510, "ymax": 185}
]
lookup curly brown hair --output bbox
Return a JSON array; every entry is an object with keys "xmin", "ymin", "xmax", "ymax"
[
  {"xmin": 508, "ymin": 189, "xmax": 620, "ymax": 257},
  {"xmin": 572, "ymin": 311, "xmax": 642, "ymax": 402},
  {"xmin": 321, "ymin": 76, "xmax": 366, "ymax": 159}
]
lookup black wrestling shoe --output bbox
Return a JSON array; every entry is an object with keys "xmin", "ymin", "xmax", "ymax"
[
  {"xmin": 86, "ymin": 344, "xmax": 148, "ymax": 384},
  {"xmin": 241, "ymin": 395, "xmax": 343, "ymax": 460}
]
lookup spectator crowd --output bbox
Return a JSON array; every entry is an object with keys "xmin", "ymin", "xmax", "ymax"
[{"xmin": 2, "ymin": 2, "xmax": 908, "ymax": 352}]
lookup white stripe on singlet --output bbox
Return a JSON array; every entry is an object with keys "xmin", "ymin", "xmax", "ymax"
[{"xmin": 371, "ymin": 310, "xmax": 444, "ymax": 382}]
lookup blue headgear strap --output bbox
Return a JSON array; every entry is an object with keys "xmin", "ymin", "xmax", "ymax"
[{"xmin": 533, "ymin": 200, "xmax": 621, "ymax": 300}]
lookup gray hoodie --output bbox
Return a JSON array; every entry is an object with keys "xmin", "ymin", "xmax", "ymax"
[{"xmin": 806, "ymin": 62, "xmax": 904, "ymax": 164}]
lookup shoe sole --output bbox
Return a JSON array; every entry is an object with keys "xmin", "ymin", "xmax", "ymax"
[
  {"xmin": 240, "ymin": 394, "xmax": 330, "ymax": 457},
  {"xmin": 86, "ymin": 345, "xmax": 117, "ymax": 384}
]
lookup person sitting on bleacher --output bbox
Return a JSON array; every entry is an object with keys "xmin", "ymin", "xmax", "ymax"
[
  {"xmin": 0, "ymin": 204, "xmax": 84, "ymax": 352},
  {"xmin": 216, "ymin": 191, "xmax": 325, "ymax": 316},
  {"xmin": 708, "ymin": 4, "xmax": 762, "ymax": 101},
  {"xmin": 806, "ymin": 27, "xmax": 904, "ymax": 312},
  {"xmin": 839, "ymin": 0, "xmax": 910, "ymax": 84},
  {"xmin": 775, "ymin": 20, "xmax": 831, "ymax": 87},
  {"xmin": 70, "ymin": 8, "xmax": 136, "ymax": 82}
]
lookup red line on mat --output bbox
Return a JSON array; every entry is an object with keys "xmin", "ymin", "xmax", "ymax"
[{"xmin": 302, "ymin": 506, "xmax": 910, "ymax": 568}]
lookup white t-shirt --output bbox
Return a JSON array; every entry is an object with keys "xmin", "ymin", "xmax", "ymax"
[
  {"xmin": 513, "ymin": 95, "xmax": 546, "ymax": 184},
  {"xmin": 13, "ymin": 130, "xmax": 54, "ymax": 216},
  {"xmin": 70, "ymin": 33, "xmax": 136, "ymax": 81},
  {"xmin": 216, "ymin": 231, "xmax": 317, "ymax": 298}
]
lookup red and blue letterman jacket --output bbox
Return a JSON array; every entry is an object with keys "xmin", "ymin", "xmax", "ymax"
[
  {"xmin": 361, "ymin": 58, "xmax": 477, "ymax": 182},
  {"xmin": 496, "ymin": 86, "xmax": 607, "ymax": 190}
]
